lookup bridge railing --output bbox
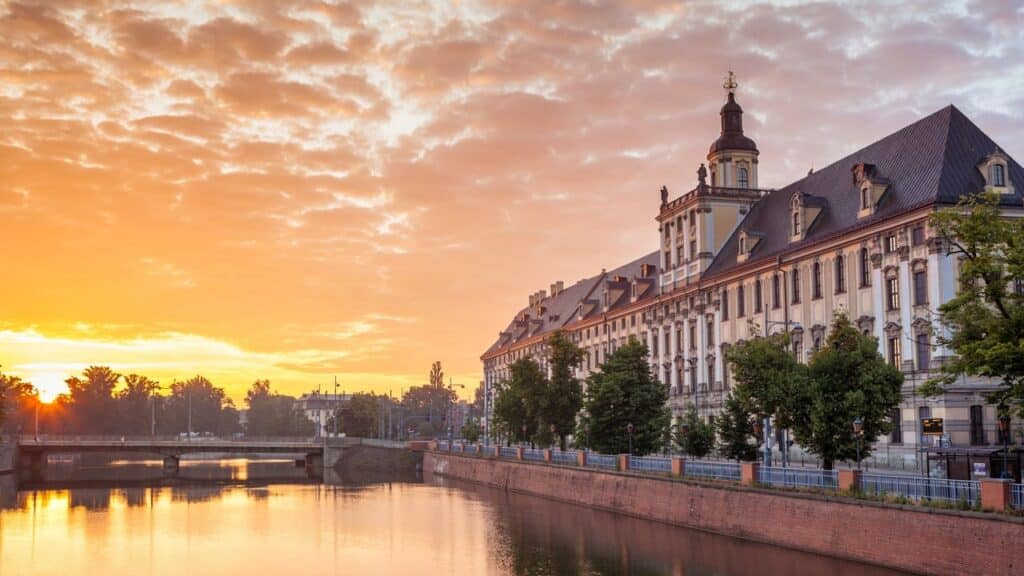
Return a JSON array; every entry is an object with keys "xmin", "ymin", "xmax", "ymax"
[{"xmin": 17, "ymin": 434, "xmax": 324, "ymax": 445}]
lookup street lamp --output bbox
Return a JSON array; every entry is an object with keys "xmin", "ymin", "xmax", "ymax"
[
  {"xmin": 853, "ymin": 417, "xmax": 864, "ymax": 470},
  {"xmin": 627, "ymin": 422, "xmax": 634, "ymax": 456},
  {"xmin": 998, "ymin": 408, "xmax": 1011, "ymax": 479}
]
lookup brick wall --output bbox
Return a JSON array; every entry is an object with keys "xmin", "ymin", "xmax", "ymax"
[{"xmin": 424, "ymin": 452, "xmax": 1023, "ymax": 576}]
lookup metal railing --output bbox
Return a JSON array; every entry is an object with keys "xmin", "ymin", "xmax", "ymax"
[
  {"xmin": 499, "ymin": 447, "xmax": 518, "ymax": 459},
  {"xmin": 464, "ymin": 444, "xmax": 478, "ymax": 455},
  {"xmin": 631, "ymin": 455, "xmax": 671, "ymax": 474},
  {"xmin": 523, "ymin": 448, "xmax": 545, "ymax": 461},
  {"xmin": 758, "ymin": 466, "xmax": 838, "ymax": 491},
  {"xmin": 437, "ymin": 441, "xmax": 450, "ymax": 452},
  {"xmin": 586, "ymin": 452, "xmax": 618, "ymax": 471},
  {"xmin": 1011, "ymin": 484, "xmax": 1024, "ymax": 510},
  {"xmin": 684, "ymin": 460, "xmax": 741, "ymax": 481},
  {"xmin": 861, "ymin": 474, "xmax": 980, "ymax": 506},
  {"xmin": 551, "ymin": 450, "xmax": 578, "ymax": 465}
]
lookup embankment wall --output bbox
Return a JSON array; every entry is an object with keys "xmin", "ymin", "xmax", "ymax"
[{"xmin": 425, "ymin": 451, "xmax": 1023, "ymax": 576}]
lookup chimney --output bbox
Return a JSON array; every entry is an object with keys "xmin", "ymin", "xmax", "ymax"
[
  {"xmin": 555, "ymin": 280, "xmax": 564, "ymax": 294},
  {"xmin": 538, "ymin": 289, "xmax": 547, "ymax": 301},
  {"xmin": 529, "ymin": 294, "xmax": 536, "ymax": 307}
]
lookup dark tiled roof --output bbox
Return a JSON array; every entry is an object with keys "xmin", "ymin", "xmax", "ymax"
[
  {"xmin": 705, "ymin": 105, "xmax": 1024, "ymax": 278},
  {"xmin": 483, "ymin": 251, "xmax": 659, "ymax": 357}
]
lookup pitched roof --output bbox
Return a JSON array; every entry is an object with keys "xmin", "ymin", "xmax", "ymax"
[
  {"xmin": 704, "ymin": 105, "xmax": 1024, "ymax": 278},
  {"xmin": 482, "ymin": 251, "xmax": 659, "ymax": 357}
]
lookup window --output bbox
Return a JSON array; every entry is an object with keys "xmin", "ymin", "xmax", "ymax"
[
  {"xmin": 890, "ymin": 408, "xmax": 903, "ymax": 444},
  {"xmin": 861, "ymin": 187, "xmax": 870, "ymax": 210},
  {"xmin": 792, "ymin": 211, "xmax": 801, "ymax": 236},
  {"xmin": 888, "ymin": 336, "xmax": 902, "ymax": 368},
  {"xmin": 884, "ymin": 234, "xmax": 897, "ymax": 253},
  {"xmin": 886, "ymin": 276, "xmax": 900, "ymax": 310},
  {"xmin": 911, "ymin": 226, "xmax": 925, "ymax": 246},
  {"xmin": 737, "ymin": 285, "xmax": 745, "ymax": 317},
  {"xmin": 707, "ymin": 363, "xmax": 715, "ymax": 387},
  {"xmin": 738, "ymin": 166, "xmax": 749, "ymax": 188},
  {"xmin": 913, "ymin": 270, "xmax": 927, "ymax": 305},
  {"xmin": 916, "ymin": 333, "xmax": 930, "ymax": 371},
  {"xmin": 689, "ymin": 324, "xmax": 696, "ymax": 350},
  {"xmin": 690, "ymin": 240, "xmax": 697, "ymax": 260},
  {"xmin": 793, "ymin": 335, "xmax": 803, "ymax": 362},
  {"xmin": 1015, "ymin": 278, "xmax": 1024, "ymax": 295},
  {"xmin": 722, "ymin": 288, "xmax": 729, "ymax": 320},
  {"xmin": 754, "ymin": 279, "xmax": 763, "ymax": 312},
  {"xmin": 772, "ymin": 275, "xmax": 781, "ymax": 308},
  {"xmin": 970, "ymin": 405, "xmax": 985, "ymax": 445},
  {"xmin": 792, "ymin": 268, "xmax": 801, "ymax": 303},
  {"xmin": 835, "ymin": 255, "xmax": 846, "ymax": 293},
  {"xmin": 706, "ymin": 318, "xmax": 714, "ymax": 342},
  {"xmin": 860, "ymin": 248, "xmax": 871, "ymax": 287},
  {"xmin": 992, "ymin": 164, "xmax": 1006, "ymax": 187},
  {"xmin": 738, "ymin": 236, "xmax": 746, "ymax": 255},
  {"xmin": 812, "ymin": 262, "xmax": 822, "ymax": 299}
]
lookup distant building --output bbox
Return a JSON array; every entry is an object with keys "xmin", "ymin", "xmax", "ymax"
[{"xmin": 294, "ymin": 392, "xmax": 350, "ymax": 437}]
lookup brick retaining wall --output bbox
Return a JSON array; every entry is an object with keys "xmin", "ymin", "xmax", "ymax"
[{"xmin": 425, "ymin": 452, "xmax": 1023, "ymax": 576}]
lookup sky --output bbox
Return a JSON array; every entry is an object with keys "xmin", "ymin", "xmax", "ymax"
[{"xmin": 2, "ymin": 0, "xmax": 1023, "ymax": 403}]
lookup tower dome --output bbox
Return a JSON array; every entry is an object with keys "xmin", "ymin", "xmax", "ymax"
[
  {"xmin": 706, "ymin": 71, "xmax": 759, "ymax": 189},
  {"xmin": 708, "ymin": 91, "xmax": 758, "ymax": 156}
]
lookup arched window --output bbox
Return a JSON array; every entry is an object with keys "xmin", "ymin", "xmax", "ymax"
[
  {"xmin": 738, "ymin": 166, "xmax": 749, "ymax": 188},
  {"xmin": 792, "ymin": 211, "xmax": 802, "ymax": 236},
  {"xmin": 835, "ymin": 254, "xmax": 846, "ymax": 293},
  {"xmin": 991, "ymin": 164, "xmax": 1006, "ymax": 187}
]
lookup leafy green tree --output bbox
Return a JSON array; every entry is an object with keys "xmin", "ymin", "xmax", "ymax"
[
  {"xmin": 921, "ymin": 191, "xmax": 1024, "ymax": 415},
  {"xmin": 716, "ymin": 393, "xmax": 758, "ymax": 461},
  {"xmin": 577, "ymin": 339, "xmax": 669, "ymax": 455},
  {"xmin": 402, "ymin": 384, "xmax": 454, "ymax": 439},
  {"xmin": 676, "ymin": 404, "xmax": 714, "ymax": 458},
  {"xmin": 726, "ymin": 328, "xmax": 806, "ymax": 430},
  {"xmin": 65, "ymin": 366, "xmax": 121, "ymax": 433},
  {"xmin": 340, "ymin": 393, "xmax": 380, "ymax": 438},
  {"xmin": 492, "ymin": 358, "xmax": 546, "ymax": 445},
  {"xmin": 460, "ymin": 419, "xmax": 481, "ymax": 443},
  {"xmin": 544, "ymin": 330, "xmax": 585, "ymax": 450},
  {"xmin": 791, "ymin": 313, "xmax": 903, "ymax": 470}
]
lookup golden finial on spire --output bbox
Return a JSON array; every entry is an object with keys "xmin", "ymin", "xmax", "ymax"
[{"xmin": 723, "ymin": 70, "xmax": 737, "ymax": 94}]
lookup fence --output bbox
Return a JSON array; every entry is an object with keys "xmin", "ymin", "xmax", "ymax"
[
  {"xmin": 552, "ymin": 450, "xmax": 578, "ymax": 465},
  {"xmin": 1011, "ymin": 484, "xmax": 1024, "ymax": 510},
  {"xmin": 684, "ymin": 460, "xmax": 741, "ymax": 481},
  {"xmin": 464, "ymin": 444, "xmax": 478, "ymax": 455},
  {"xmin": 861, "ymin": 473, "xmax": 980, "ymax": 506},
  {"xmin": 437, "ymin": 441, "xmax": 450, "ymax": 452},
  {"xmin": 499, "ymin": 447, "xmax": 518, "ymax": 459},
  {"xmin": 523, "ymin": 448, "xmax": 545, "ymax": 462},
  {"xmin": 586, "ymin": 452, "xmax": 618, "ymax": 471},
  {"xmin": 630, "ymin": 455, "xmax": 671, "ymax": 474},
  {"xmin": 758, "ymin": 466, "xmax": 838, "ymax": 491}
]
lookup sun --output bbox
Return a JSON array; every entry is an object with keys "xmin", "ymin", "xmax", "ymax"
[{"xmin": 29, "ymin": 372, "xmax": 68, "ymax": 403}]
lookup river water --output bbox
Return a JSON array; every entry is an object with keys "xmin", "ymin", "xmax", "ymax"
[{"xmin": 0, "ymin": 459, "xmax": 908, "ymax": 576}]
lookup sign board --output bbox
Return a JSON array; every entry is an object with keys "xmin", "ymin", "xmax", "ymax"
[
  {"xmin": 973, "ymin": 462, "xmax": 988, "ymax": 477},
  {"xmin": 922, "ymin": 418, "xmax": 944, "ymax": 435}
]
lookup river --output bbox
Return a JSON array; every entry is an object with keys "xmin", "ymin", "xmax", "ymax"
[{"xmin": 0, "ymin": 459, "xmax": 908, "ymax": 575}]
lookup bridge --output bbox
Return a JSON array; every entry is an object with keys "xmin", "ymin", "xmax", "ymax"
[{"xmin": 14, "ymin": 435, "xmax": 361, "ymax": 477}]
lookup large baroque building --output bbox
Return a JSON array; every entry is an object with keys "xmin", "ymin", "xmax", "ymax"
[{"xmin": 481, "ymin": 76, "xmax": 1023, "ymax": 462}]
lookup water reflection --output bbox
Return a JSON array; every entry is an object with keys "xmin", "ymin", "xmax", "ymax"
[{"xmin": 0, "ymin": 461, "xmax": 909, "ymax": 576}]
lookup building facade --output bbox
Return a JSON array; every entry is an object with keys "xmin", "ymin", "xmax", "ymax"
[{"xmin": 481, "ymin": 76, "xmax": 1023, "ymax": 462}]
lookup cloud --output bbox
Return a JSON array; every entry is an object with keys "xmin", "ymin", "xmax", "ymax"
[{"xmin": 1, "ymin": 0, "xmax": 1022, "ymax": 402}]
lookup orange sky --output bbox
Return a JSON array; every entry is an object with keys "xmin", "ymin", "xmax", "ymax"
[{"xmin": 2, "ymin": 0, "xmax": 1022, "ymax": 403}]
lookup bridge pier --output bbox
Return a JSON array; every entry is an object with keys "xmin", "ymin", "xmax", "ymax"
[
  {"xmin": 27, "ymin": 452, "xmax": 45, "ymax": 480},
  {"xmin": 163, "ymin": 455, "xmax": 180, "ymax": 475},
  {"xmin": 304, "ymin": 453, "xmax": 323, "ymax": 478}
]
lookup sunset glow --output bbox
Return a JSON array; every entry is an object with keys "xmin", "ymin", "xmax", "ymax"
[{"xmin": 2, "ymin": 0, "xmax": 1022, "ymax": 402}]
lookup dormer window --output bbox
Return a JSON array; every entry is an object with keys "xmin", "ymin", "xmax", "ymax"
[
  {"xmin": 861, "ymin": 186, "xmax": 871, "ymax": 210},
  {"xmin": 738, "ymin": 235, "xmax": 746, "ymax": 255},
  {"xmin": 792, "ymin": 211, "xmax": 801, "ymax": 236},
  {"xmin": 978, "ymin": 149, "xmax": 1013, "ymax": 195},
  {"xmin": 991, "ymin": 164, "xmax": 1005, "ymax": 187}
]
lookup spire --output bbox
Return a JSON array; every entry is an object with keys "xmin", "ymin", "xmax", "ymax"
[
  {"xmin": 708, "ymin": 71, "xmax": 758, "ymax": 157},
  {"xmin": 723, "ymin": 70, "xmax": 737, "ymax": 94}
]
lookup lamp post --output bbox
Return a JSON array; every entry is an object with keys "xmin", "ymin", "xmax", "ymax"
[
  {"xmin": 998, "ymin": 408, "xmax": 1011, "ymax": 479},
  {"xmin": 627, "ymin": 422, "xmax": 634, "ymax": 456},
  {"xmin": 853, "ymin": 417, "xmax": 864, "ymax": 470},
  {"xmin": 549, "ymin": 423, "xmax": 557, "ymax": 450},
  {"xmin": 522, "ymin": 423, "xmax": 528, "ymax": 447}
]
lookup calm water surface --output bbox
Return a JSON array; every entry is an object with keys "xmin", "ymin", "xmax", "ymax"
[{"xmin": 0, "ymin": 459, "xmax": 908, "ymax": 576}]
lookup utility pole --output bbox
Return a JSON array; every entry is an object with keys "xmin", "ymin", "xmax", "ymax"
[
  {"xmin": 187, "ymin": 386, "xmax": 192, "ymax": 440},
  {"xmin": 334, "ymin": 376, "xmax": 339, "ymax": 437}
]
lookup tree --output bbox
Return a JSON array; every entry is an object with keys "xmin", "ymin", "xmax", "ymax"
[
  {"xmin": 402, "ymin": 384, "xmax": 453, "ymax": 439},
  {"xmin": 461, "ymin": 419, "xmax": 481, "ymax": 443},
  {"xmin": 726, "ymin": 328, "xmax": 806, "ymax": 430},
  {"xmin": 340, "ymin": 393, "xmax": 380, "ymax": 438},
  {"xmin": 676, "ymin": 404, "xmax": 714, "ymax": 458},
  {"xmin": 116, "ymin": 374, "xmax": 160, "ymax": 435},
  {"xmin": 577, "ymin": 339, "xmax": 669, "ymax": 455},
  {"xmin": 921, "ymin": 191, "xmax": 1024, "ymax": 416},
  {"xmin": 244, "ymin": 379, "xmax": 314, "ymax": 437},
  {"xmin": 65, "ymin": 366, "xmax": 121, "ymax": 433},
  {"xmin": 0, "ymin": 367, "xmax": 35, "ymax": 431},
  {"xmin": 791, "ymin": 313, "xmax": 903, "ymax": 469},
  {"xmin": 429, "ymin": 361, "xmax": 444, "ymax": 389},
  {"xmin": 544, "ymin": 330, "xmax": 585, "ymax": 450},
  {"xmin": 492, "ymin": 358, "xmax": 546, "ymax": 445},
  {"xmin": 161, "ymin": 375, "xmax": 238, "ymax": 435},
  {"xmin": 716, "ymin": 393, "xmax": 758, "ymax": 461}
]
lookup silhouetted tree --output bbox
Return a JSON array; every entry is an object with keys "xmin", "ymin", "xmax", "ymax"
[
  {"xmin": 244, "ymin": 379, "xmax": 314, "ymax": 436},
  {"xmin": 65, "ymin": 366, "xmax": 121, "ymax": 434},
  {"xmin": 116, "ymin": 374, "xmax": 160, "ymax": 435}
]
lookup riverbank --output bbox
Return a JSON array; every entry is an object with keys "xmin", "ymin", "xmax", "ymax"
[
  {"xmin": 0, "ymin": 440, "xmax": 15, "ymax": 474},
  {"xmin": 425, "ymin": 451, "xmax": 1022, "ymax": 576}
]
